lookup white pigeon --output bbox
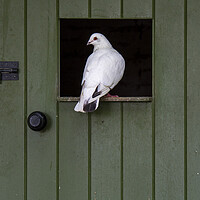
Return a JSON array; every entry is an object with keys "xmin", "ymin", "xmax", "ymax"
[{"xmin": 74, "ymin": 33, "xmax": 125, "ymax": 113}]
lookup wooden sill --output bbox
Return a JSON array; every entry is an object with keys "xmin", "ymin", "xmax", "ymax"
[{"xmin": 57, "ymin": 96, "xmax": 152, "ymax": 102}]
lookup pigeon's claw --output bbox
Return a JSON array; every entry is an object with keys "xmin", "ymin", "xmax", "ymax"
[{"xmin": 105, "ymin": 93, "xmax": 119, "ymax": 97}]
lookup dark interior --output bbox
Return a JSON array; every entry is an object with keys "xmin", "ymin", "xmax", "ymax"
[{"xmin": 60, "ymin": 19, "xmax": 152, "ymax": 97}]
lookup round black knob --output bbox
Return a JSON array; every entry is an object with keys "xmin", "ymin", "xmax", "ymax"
[{"xmin": 27, "ymin": 111, "xmax": 47, "ymax": 131}]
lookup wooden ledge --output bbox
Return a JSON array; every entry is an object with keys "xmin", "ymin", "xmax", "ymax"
[{"xmin": 57, "ymin": 96, "xmax": 152, "ymax": 102}]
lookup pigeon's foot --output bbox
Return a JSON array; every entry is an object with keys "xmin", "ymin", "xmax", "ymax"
[{"xmin": 105, "ymin": 93, "xmax": 119, "ymax": 97}]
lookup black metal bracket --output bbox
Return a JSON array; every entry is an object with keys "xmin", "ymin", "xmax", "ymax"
[{"xmin": 0, "ymin": 61, "xmax": 19, "ymax": 81}]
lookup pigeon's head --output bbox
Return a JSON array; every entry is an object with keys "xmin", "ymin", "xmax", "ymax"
[{"xmin": 87, "ymin": 33, "xmax": 112, "ymax": 51}]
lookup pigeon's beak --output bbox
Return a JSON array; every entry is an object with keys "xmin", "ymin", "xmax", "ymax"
[{"xmin": 87, "ymin": 40, "xmax": 92, "ymax": 45}]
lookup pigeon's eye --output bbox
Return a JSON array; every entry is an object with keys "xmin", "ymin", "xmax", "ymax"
[{"xmin": 93, "ymin": 37, "xmax": 98, "ymax": 40}]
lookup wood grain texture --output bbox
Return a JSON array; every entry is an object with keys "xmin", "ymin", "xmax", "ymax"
[
  {"xmin": 122, "ymin": 2, "xmax": 153, "ymax": 199},
  {"xmin": 0, "ymin": 0, "xmax": 25, "ymax": 199},
  {"xmin": 59, "ymin": 1, "xmax": 89, "ymax": 199},
  {"xmin": 90, "ymin": 4, "xmax": 121, "ymax": 200},
  {"xmin": 187, "ymin": 0, "xmax": 200, "ymax": 199},
  {"xmin": 59, "ymin": 103, "xmax": 88, "ymax": 200},
  {"xmin": 155, "ymin": 0, "xmax": 185, "ymax": 199},
  {"xmin": 123, "ymin": 0, "xmax": 152, "ymax": 18},
  {"xmin": 91, "ymin": 0, "xmax": 121, "ymax": 18},
  {"xmin": 27, "ymin": 0, "xmax": 57, "ymax": 199},
  {"xmin": 123, "ymin": 103, "xmax": 152, "ymax": 200},
  {"xmin": 91, "ymin": 103, "xmax": 121, "ymax": 200},
  {"xmin": 1, "ymin": 0, "xmax": 198, "ymax": 199},
  {"xmin": 59, "ymin": 0, "xmax": 88, "ymax": 18}
]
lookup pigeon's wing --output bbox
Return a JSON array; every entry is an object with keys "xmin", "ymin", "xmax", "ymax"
[
  {"xmin": 75, "ymin": 48, "xmax": 125, "ymax": 113},
  {"xmin": 81, "ymin": 61, "xmax": 88, "ymax": 86},
  {"xmin": 85, "ymin": 49, "xmax": 125, "ymax": 103},
  {"xmin": 87, "ymin": 49, "xmax": 125, "ymax": 89},
  {"xmin": 87, "ymin": 83, "xmax": 110, "ymax": 103},
  {"xmin": 81, "ymin": 53, "xmax": 94, "ymax": 86}
]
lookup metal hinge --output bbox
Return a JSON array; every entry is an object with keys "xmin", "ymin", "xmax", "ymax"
[{"xmin": 0, "ymin": 61, "xmax": 19, "ymax": 80}]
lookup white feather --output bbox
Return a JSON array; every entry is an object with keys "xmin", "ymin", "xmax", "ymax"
[{"xmin": 74, "ymin": 33, "xmax": 125, "ymax": 113}]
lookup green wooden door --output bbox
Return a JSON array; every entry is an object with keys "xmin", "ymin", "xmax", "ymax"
[
  {"xmin": 0, "ymin": 0, "xmax": 199, "ymax": 200},
  {"xmin": 59, "ymin": 0, "xmax": 152, "ymax": 200}
]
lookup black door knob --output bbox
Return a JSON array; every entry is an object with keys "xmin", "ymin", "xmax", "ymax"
[{"xmin": 27, "ymin": 111, "xmax": 47, "ymax": 131}]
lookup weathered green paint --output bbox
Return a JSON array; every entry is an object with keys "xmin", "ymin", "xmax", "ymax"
[
  {"xmin": 187, "ymin": 0, "xmax": 200, "ymax": 199},
  {"xmin": 59, "ymin": 0, "xmax": 88, "ymax": 18},
  {"xmin": 155, "ymin": 0, "xmax": 185, "ymax": 199},
  {"xmin": 0, "ymin": 0, "xmax": 200, "ymax": 200},
  {"xmin": 59, "ymin": 102, "xmax": 88, "ymax": 200},
  {"xmin": 123, "ymin": 0, "xmax": 152, "ymax": 18},
  {"xmin": 123, "ymin": 1, "xmax": 153, "ymax": 198},
  {"xmin": 59, "ymin": 1, "xmax": 153, "ymax": 200},
  {"xmin": 0, "ymin": 0, "xmax": 25, "ymax": 199},
  {"xmin": 91, "ymin": 103, "xmax": 121, "ymax": 200},
  {"xmin": 123, "ymin": 103, "xmax": 152, "ymax": 200},
  {"xmin": 91, "ymin": 0, "xmax": 121, "ymax": 18},
  {"xmin": 27, "ymin": 0, "xmax": 57, "ymax": 199},
  {"xmin": 58, "ymin": 0, "xmax": 89, "ymax": 199}
]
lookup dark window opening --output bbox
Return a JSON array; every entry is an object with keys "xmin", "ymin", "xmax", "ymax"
[{"xmin": 60, "ymin": 19, "xmax": 152, "ymax": 98}]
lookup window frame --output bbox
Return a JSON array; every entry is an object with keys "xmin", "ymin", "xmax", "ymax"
[{"xmin": 58, "ymin": 19, "xmax": 153, "ymax": 103}]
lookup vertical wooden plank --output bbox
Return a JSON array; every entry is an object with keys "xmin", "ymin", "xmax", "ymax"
[
  {"xmin": 122, "ymin": 1, "xmax": 153, "ymax": 199},
  {"xmin": 90, "ymin": 1, "xmax": 121, "ymax": 199},
  {"xmin": 0, "ymin": 0, "xmax": 3, "ymax": 57},
  {"xmin": 187, "ymin": 0, "xmax": 200, "ymax": 199},
  {"xmin": 123, "ymin": 0, "xmax": 152, "ymax": 18},
  {"xmin": 90, "ymin": 1, "xmax": 121, "ymax": 198},
  {"xmin": 59, "ymin": 0, "xmax": 88, "ymax": 18},
  {"xmin": 59, "ymin": 103, "xmax": 88, "ymax": 200},
  {"xmin": 59, "ymin": 0, "xmax": 89, "ymax": 199},
  {"xmin": 27, "ymin": 0, "xmax": 57, "ymax": 199},
  {"xmin": 91, "ymin": 103, "xmax": 121, "ymax": 200},
  {"xmin": 155, "ymin": 0, "xmax": 185, "ymax": 199},
  {"xmin": 91, "ymin": 0, "xmax": 120, "ymax": 18},
  {"xmin": 0, "ymin": 0, "xmax": 25, "ymax": 199},
  {"xmin": 123, "ymin": 103, "xmax": 152, "ymax": 200}
]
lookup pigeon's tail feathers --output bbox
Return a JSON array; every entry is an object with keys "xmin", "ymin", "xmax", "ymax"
[
  {"xmin": 74, "ymin": 83, "xmax": 110, "ymax": 113},
  {"xmin": 83, "ymin": 99, "xmax": 99, "ymax": 112},
  {"xmin": 74, "ymin": 102, "xmax": 85, "ymax": 113},
  {"xmin": 74, "ymin": 85, "xmax": 100, "ymax": 113}
]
